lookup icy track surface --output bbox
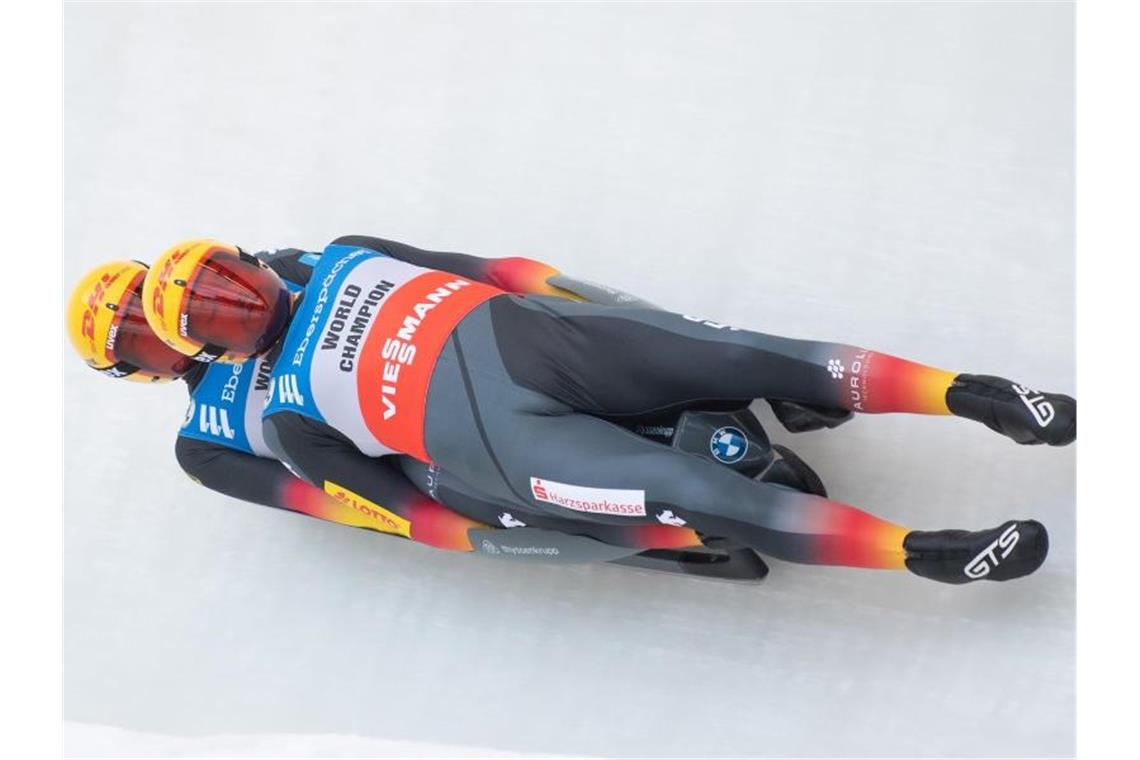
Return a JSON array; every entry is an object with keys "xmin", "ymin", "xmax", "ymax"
[{"xmin": 64, "ymin": 3, "xmax": 1074, "ymax": 758}]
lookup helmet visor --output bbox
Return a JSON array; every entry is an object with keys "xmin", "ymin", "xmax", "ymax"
[
  {"xmin": 112, "ymin": 271, "xmax": 196, "ymax": 380},
  {"xmin": 182, "ymin": 249, "xmax": 291, "ymax": 358}
]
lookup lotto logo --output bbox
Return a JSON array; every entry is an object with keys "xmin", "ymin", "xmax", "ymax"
[{"xmin": 323, "ymin": 481, "xmax": 411, "ymax": 537}]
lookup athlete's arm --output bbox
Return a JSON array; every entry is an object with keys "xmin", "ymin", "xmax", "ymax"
[
  {"xmin": 330, "ymin": 234, "xmax": 621, "ymax": 303},
  {"xmin": 261, "ymin": 412, "xmax": 490, "ymax": 551},
  {"xmin": 175, "ymin": 436, "xmax": 348, "ymax": 519},
  {"xmin": 176, "ymin": 435, "xmax": 453, "ymax": 534}
]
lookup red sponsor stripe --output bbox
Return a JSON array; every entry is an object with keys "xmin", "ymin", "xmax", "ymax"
[{"xmin": 358, "ymin": 272, "xmax": 500, "ymax": 461}]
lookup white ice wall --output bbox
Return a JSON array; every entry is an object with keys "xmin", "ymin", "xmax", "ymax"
[{"xmin": 64, "ymin": 3, "xmax": 1074, "ymax": 757}]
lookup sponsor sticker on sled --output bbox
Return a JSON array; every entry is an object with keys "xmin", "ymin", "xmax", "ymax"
[{"xmin": 529, "ymin": 477, "xmax": 646, "ymax": 517}]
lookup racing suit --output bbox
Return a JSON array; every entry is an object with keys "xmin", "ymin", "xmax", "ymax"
[{"xmin": 258, "ymin": 236, "xmax": 1074, "ymax": 583}]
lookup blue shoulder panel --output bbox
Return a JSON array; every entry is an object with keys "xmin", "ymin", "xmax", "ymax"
[
  {"xmin": 179, "ymin": 361, "xmax": 257, "ymax": 453},
  {"xmin": 261, "ymin": 243, "xmax": 385, "ymax": 422}
]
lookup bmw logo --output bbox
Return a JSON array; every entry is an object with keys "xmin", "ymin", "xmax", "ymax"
[{"xmin": 710, "ymin": 426, "xmax": 748, "ymax": 464}]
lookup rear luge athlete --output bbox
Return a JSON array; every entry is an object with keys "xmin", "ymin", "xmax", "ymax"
[
  {"xmin": 136, "ymin": 236, "xmax": 1074, "ymax": 585},
  {"xmin": 68, "ymin": 247, "xmax": 817, "ymax": 579}
]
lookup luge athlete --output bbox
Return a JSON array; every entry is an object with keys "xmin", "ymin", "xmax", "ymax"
[
  {"xmin": 69, "ymin": 249, "xmax": 821, "ymax": 578},
  {"xmin": 138, "ymin": 236, "xmax": 1074, "ymax": 585}
]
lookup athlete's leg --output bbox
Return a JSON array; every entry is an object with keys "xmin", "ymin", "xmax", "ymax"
[
  {"xmin": 423, "ymin": 303, "xmax": 1048, "ymax": 583},
  {"xmin": 462, "ymin": 409, "xmax": 1048, "ymax": 583},
  {"xmin": 395, "ymin": 447, "xmax": 828, "ymax": 552},
  {"xmin": 395, "ymin": 456, "xmax": 705, "ymax": 551},
  {"xmin": 488, "ymin": 296, "xmax": 1075, "ymax": 446},
  {"xmin": 263, "ymin": 410, "xmax": 488, "ymax": 551}
]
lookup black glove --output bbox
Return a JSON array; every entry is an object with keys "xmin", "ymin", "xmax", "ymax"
[
  {"xmin": 767, "ymin": 399, "xmax": 854, "ymax": 433},
  {"xmin": 945, "ymin": 374, "xmax": 1076, "ymax": 446}
]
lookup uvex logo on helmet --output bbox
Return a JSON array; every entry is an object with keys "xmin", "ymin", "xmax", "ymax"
[
  {"xmin": 79, "ymin": 269, "xmax": 123, "ymax": 352},
  {"xmin": 150, "ymin": 245, "xmax": 191, "ymax": 330}
]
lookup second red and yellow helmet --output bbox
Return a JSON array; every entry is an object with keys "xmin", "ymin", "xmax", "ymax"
[{"xmin": 142, "ymin": 239, "xmax": 292, "ymax": 364}]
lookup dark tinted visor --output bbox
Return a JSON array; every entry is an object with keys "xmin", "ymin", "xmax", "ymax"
[
  {"xmin": 113, "ymin": 271, "xmax": 196, "ymax": 379},
  {"xmin": 183, "ymin": 249, "xmax": 291, "ymax": 357}
]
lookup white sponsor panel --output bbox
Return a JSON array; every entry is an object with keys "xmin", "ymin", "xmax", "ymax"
[
  {"xmin": 306, "ymin": 255, "xmax": 425, "ymax": 457},
  {"xmin": 242, "ymin": 356, "xmax": 274, "ymax": 457},
  {"xmin": 529, "ymin": 477, "xmax": 646, "ymax": 517}
]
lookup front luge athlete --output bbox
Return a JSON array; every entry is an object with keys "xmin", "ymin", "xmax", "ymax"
[{"xmin": 141, "ymin": 236, "xmax": 1075, "ymax": 585}]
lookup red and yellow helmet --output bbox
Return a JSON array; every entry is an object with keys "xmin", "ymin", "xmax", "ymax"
[
  {"xmin": 66, "ymin": 260, "xmax": 196, "ymax": 383},
  {"xmin": 142, "ymin": 239, "xmax": 292, "ymax": 364}
]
